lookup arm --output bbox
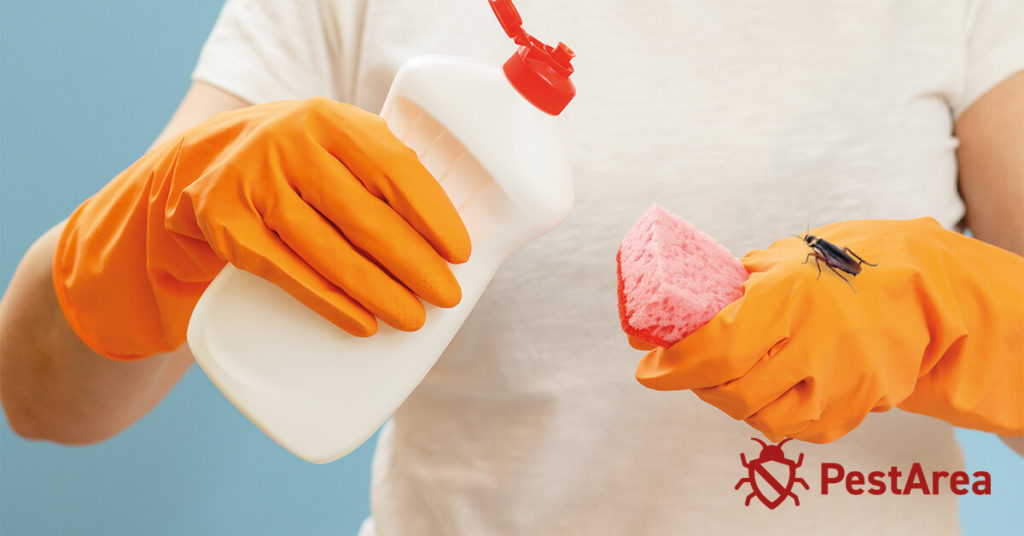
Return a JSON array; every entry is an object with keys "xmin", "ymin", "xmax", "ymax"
[
  {"xmin": 0, "ymin": 82, "xmax": 251, "ymax": 444},
  {"xmin": 954, "ymin": 70, "xmax": 1024, "ymax": 456},
  {"xmin": 631, "ymin": 75, "xmax": 1024, "ymax": 445}
]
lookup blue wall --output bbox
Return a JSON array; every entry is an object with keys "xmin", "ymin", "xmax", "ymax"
[
  {"xmin": 1, "ymin": 2, "xmax": 1021, "ymax": 535},
  {"xmin": 0, "ymin": 2, "xmax": 376, "ymax": 534}
]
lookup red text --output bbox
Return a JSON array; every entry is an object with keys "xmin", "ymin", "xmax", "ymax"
[{"xmin": 820, "ymin": 462, "xmax": 991, "ymax": 496}]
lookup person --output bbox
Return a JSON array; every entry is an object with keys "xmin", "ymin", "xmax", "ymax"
[{"xmin": 1, "ymin": 0, "xmax": 1022, "ymax": 534}]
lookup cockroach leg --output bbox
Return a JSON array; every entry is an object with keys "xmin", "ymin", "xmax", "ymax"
[
  {"xmin": 803, "ymin": 249, "xmax": 859, "ymax": 293},
  {"xmin": 842, "ymin": 248, "xmax": 877, "ymax": 267},
  {"xmin": 803, "ymin": 252, "xmax": 824, "ymax": 280},
  {"xmin": 826, "ymin": 262, "xmax": 857, "ymax": 293}
]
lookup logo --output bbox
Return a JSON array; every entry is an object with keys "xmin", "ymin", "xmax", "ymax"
[
  {"xmin": 735, "ymin": 438, "xmax": 809, "ymax": 509},
  {"xmin": 820, "ymin": 462, "xmax": 991, "ymax": 496},
  {"xmin": 735, "ymin": 437, "xmax": 993, "ymax": 508}
]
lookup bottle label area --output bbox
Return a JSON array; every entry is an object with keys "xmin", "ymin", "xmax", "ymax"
[{"xmin": 384, "ymin": 96, "xmax": 513, "ymax": 248}]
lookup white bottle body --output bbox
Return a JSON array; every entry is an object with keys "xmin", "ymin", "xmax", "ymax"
[{"xmin": 187, "ymin": 56, "xmax": 574, "ymax": 464}]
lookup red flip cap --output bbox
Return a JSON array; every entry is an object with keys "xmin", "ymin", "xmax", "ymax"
[{"xmin": 489, "ymin": 0, "xmax": 575, "ymax": 115}]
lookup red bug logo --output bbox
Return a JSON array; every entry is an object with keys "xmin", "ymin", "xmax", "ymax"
[{"xmin": 735, "ymin": 438, "xmax": 809, "ymax": 509}]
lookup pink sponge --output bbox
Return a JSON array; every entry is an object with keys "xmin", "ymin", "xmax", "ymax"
[{"xmin": 617, "ymin": 204, "xmax": 748, "ymax": 347}]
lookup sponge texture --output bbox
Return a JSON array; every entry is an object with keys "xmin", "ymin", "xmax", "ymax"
[{"xmin": 617, "ymin": 204, "xmax": 747, "ymax": 347}]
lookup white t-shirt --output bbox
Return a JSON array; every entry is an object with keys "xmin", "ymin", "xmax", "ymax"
[{"xmin": 192, "ymin": 1, "xmax": 1024, "ymax": 534}]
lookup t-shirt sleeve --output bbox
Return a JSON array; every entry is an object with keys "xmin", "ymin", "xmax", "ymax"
[
  {"xmin": 950, "ymin": 0, "xmax": 1024, "ymax": 119},
  {"xmin": 191, "ymin": 0, "xmax": 353, "ymax": 104}
]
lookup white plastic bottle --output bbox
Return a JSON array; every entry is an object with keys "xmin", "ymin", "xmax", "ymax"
[{"xmin": 187, "ymin": 0, "xmax": 577, "ymax": 463}]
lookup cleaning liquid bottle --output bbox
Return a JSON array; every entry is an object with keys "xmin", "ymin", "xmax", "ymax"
[{"xmin": 187, "ymin": 0, "xmax": 576, "ymax": 464}]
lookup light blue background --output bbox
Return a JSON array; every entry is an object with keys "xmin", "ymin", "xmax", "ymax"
[{"xmin": 1, "ymin": 2, "xmax": 1021, "ymax": 535}]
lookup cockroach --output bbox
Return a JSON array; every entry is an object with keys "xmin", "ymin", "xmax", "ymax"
[{"xmin": 801, "ymin": 234, "xmax": 877, "ymax": 292}]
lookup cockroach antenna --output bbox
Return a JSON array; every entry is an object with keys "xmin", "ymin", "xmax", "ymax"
[{"xmin": 792, "ymin": 213, "xmax": 810, "ymax": 240}]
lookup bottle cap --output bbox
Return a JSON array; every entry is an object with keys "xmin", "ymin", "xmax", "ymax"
[{"xmin": 488, "ymin": 0, "xmax": 575, "ymax": 115}]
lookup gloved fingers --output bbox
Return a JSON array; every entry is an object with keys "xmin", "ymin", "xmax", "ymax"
[
  {"xmin": 291, "ymin": 147, "xmax": 463, "ymax": 309},
  {"xmin": 204, "ymin": 219, "xmax": 379, "ymax": 337},
  {"xmin": 260, "ymin": 189, "xmax": 427, "ymax": 331},
  {"xmin": 627, "ymin": 334, "xmax": 657, "ymax": 351},
  {"xmin": 743, "ymin": 379, "xmax": 878, "ymax": 444},
  {"xmin": 786, "ymin": 411, "xmax": 871, "ymax": 444},
  {"xmin": 761, "ymin": 398, "xmax": 874, "ymax": 444},
  {"xmin": 308, "ymin": 99, "xmax": 472, "ymax": 265},
  {"xmin": 739, "ymin": 219, "xmax": 913, "ymax": 276},
  {"xmin": 690, "ymin": 337, "xmax": 803, "ymax": 420},
  {"xmin": 635, "ymin": 271, "xmax": 793, "ymax": 390},
  {"xmin": 738, "ymin": 235, "xmax": 808, "ymax": 274},
  {"xmin": 740, "ymin": 380, "xmax": 822, "ymax": 443}
]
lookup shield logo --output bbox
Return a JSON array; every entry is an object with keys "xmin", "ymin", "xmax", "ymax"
[{"xmin": 735, "ymin": 438, "xmax": 809, "ymax": 509}]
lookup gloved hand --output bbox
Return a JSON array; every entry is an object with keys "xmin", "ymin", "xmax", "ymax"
[
  {"xmin": 54, "ymin": 98, "xmax": 471, "ymax": 360},
  {"xmin": 633, "ymin": 218, "xmax": 1024, "ymax": 442}
]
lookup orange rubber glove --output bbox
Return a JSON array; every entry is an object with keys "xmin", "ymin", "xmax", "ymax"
[
  {"xmin": 54, "ymin": 98, "xmax": 471, "ymax": 361},
  {"xmin": 634, "ymin": 218, "xmax": 1024, "ymax": 443}
]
